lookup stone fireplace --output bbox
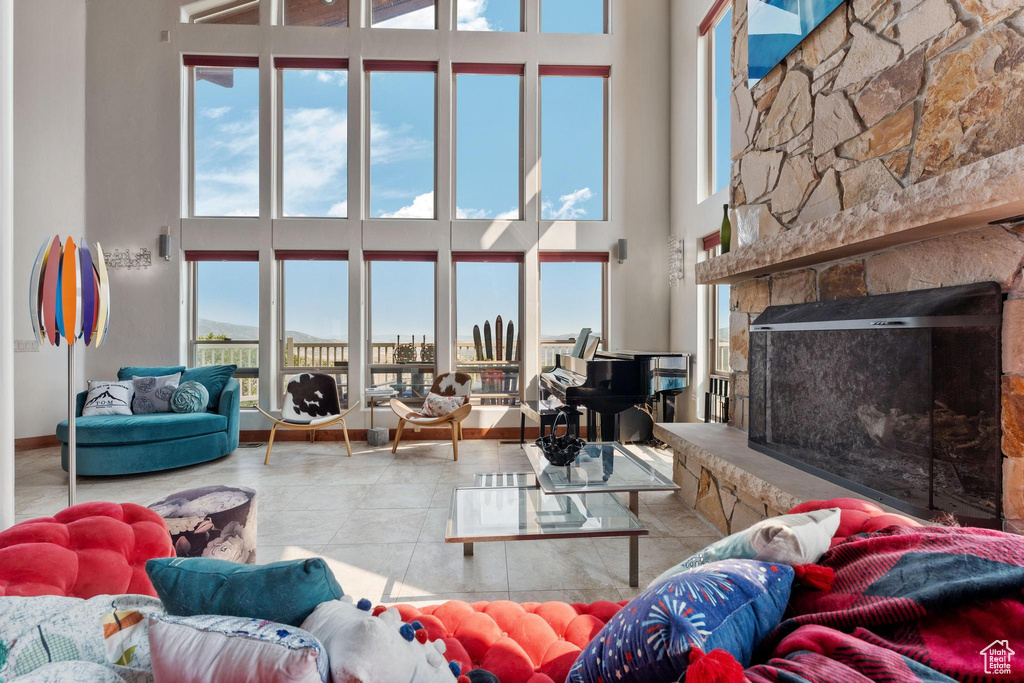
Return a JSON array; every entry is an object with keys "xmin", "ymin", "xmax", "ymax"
[
  {"xmin": 655, "ymin": 0, "xmax": 1024, "ymax": 535},
  {"xmin": 748, "ymin": 282, "xmax": 1003, "ymax": 527}
]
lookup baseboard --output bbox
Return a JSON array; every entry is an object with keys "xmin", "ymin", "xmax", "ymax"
[
  {"xmin": 238, "ymin": 426, "xmax": 591, "ymax": 443},
  {"xmin": 15, "ymin": 435, "xmax": 60, "ymax": 452}
]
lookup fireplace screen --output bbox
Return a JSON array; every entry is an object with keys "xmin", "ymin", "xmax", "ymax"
[{"xmin": 748, "ymin": 282, "xmax": 1002, "ymax": 526}]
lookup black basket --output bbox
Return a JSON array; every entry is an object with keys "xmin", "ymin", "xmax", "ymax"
[{"xmin": 534, "ymin": 410, "xmax": 586, "ymax": 467}]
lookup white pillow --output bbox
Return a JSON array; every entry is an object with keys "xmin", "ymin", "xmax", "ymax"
[
  {"xmin": 650, "ymin": 508, "xmax": 842, "ymax": 587},
  {"xmin": 301, "ymin": 598, "xmax": 456, "ymax": 683},
  {"xmin": 422, "ymin": 392, "xmax": 466, "ymax": 418},
  {"xmin": 147, "ymin": 614, "xmax": 328, "ymax": 683},
  {"xmin": 82, "ymin": 380, "xmax": 134, "ymax": 416}
]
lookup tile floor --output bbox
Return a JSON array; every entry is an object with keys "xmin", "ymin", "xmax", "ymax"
[{"xmin": 14, "ymin": 439, "xmax": 722, "ymax": 604}]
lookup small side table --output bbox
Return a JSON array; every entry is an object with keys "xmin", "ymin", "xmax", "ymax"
[
  {"xmin": 520, "ymin": 399, "xmax": 582, "ymax": 445},
  {"xmin": 364, "ymin": 387, "xmax": 397, "ymax": 446}
]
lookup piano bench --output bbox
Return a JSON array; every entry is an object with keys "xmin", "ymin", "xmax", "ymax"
[{"xmin": 519, "ymin": 400, "xmax": 582, "ymax": 445}]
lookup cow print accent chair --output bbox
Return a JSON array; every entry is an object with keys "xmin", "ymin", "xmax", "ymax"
[{"xmin": 256, "ymin": 372, "xmax": 357, "ymax": 464}]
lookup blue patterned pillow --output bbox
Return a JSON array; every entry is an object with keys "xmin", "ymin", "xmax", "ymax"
[{"xmin": 568, "ymin": 559, "xmax": 793, "ymax": 683}]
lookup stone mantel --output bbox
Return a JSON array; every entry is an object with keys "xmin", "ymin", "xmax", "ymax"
[
  {"xmin": 697, "ymin": 145, "xmax": 1024, "ymax": 285},
  {"xmin": 654, "ymin": 422, "xmax": 922, "ymax": 534}
]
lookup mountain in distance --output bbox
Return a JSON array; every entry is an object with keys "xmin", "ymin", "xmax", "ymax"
[{"xmin": 198, "ymin": 318, "xmax": 340, "ymax": 343}]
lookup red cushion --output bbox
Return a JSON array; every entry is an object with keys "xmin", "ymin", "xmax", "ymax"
[
  {"xmin": 788, "ymin": 497, "xmax": 922, "ymax": 545},
  {"xmin": 0, "ymin": 502, "xmax": 174, "ymax": 598},
  {"xmin": 390, "ymin": 599, "xmax": 627, "ymax": 683}
]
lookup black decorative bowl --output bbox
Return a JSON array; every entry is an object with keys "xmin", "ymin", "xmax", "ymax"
[{"xmin": 535, "ymin": 435, "xmax": 586, "ymax": 467}]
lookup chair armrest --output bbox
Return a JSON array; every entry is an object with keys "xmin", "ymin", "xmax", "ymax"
[
  {"xmin": 218, "ymin": 378, "xmax": 241, "ymax": 451},
  {"xmin": 75, "ymin": 391, "xmax": 88, "ymax": 417},
  {"xmin": 450, "ymin": 403, "xmax": 473, "ymax": 422},
  {"xmin": 390, "ymin": 398, "xmax": 416, "ymax": 419}
]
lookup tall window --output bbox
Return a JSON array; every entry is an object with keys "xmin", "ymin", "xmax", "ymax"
[
  {"xmin": 187, "ymin": 56, "xmax": 260, "ymax": 217},
  {"xmin": 277, "ymin": 59, "xmax": 348, "ymax": 218},
  {"xmin": 187, "ymin": 252, "xmax": 260, "ymax": 407},
  {"xmin": 367, "ymin": 253, "xmax": 436, "ymax": 404},
  {"xmin": 366, "ymin": 62, "xmax": 437, "ymax": 219},
  {"xmin": 279, "ymin": 252, "xmax": 349, "ymax": 407},
  {"xmin": 454, "ymin": 254, "xmax": 522, "ymax": 405},
  {"xmin": 454, "ymin": 65, "xmax": 522, "ymax": 220},
  {"xmin": 539, "ymin": 253, "xmax": 606, "ymax": 371},
  {"xmin": 702, "ymin": 2, "xmax": 732, "ymax": 196},
  {"xmin": 540, "ymin": 0, "xmax": 605, "ymax": 33},
  {"xmin": 457, "ymin": 0, "xmax": 521, "ymax": 31},
  {"xmin": 372, "ymin": 0, "xmax": 435, "ymax": 28},
  {"xmin": 283, "ymin": 0, "xmax": 347, "ymax": 26},
  {"xmin": 702, "ymin": 234, "xmax": 730, "ymax": 375},
  {"xmin": 540, "ymin": 67, "xmax": 608, "ymax": 221}
]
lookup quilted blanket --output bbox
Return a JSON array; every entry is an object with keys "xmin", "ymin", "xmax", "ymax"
[{"xmin": 746, "ymin": 525, "xmax": 1024, "ymax": 682}]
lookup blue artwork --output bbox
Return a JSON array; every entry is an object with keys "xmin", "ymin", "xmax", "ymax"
[{"xmin": 748, "ymin": 0, "xmax": 846, "ymax": 87}]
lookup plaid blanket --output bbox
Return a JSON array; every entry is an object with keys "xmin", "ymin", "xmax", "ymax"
[{"xmin": 746, "ymin": 525, "xmax": 1024, "ymax": 683}]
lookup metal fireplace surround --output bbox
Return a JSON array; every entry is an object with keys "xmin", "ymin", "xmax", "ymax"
[{"xmin": 748, "ymin": 282, "xmax": 1003, "ymax": 527}]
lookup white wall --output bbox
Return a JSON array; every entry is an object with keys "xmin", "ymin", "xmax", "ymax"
[
  {"xmin": 12, "ymin": 0, "xmax": 86, "ymax": 440},
  {"xmin": 79, "ymin": 0, "xmax": 674, "ymax": 435},
  {"xmin": 1, "ymin": 0, "xmax": 14, "ymax": 527},
  {"xmin": 669, "ymin": 0, "xmax": 729, "ymax": 422}
]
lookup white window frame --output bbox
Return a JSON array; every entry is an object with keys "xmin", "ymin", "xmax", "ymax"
[{"xmin": 698, "ymin": 0, "xmax": 732, "ymax": 203}]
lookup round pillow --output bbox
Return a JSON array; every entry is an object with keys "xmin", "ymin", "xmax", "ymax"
[{"xmin": 171, "ymin": 380, "xmax": 210, "ymax": 413}]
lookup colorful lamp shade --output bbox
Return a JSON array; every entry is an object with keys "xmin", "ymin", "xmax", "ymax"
[{"xmin": 29, "ymin": 236, "xmax": 111, "ymax": 348}]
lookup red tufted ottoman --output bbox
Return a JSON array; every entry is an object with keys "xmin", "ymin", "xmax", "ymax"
[
  {"xmin": 789, "ymin": 497, "xmax": 922, "ymax": 546},
  {"xmin": 0, "ymin": 501, "xmax": 174, "ymax": 598},
  {"xmin": 390, "ymin": 599, "xmax": 626, "ymax": 683}
]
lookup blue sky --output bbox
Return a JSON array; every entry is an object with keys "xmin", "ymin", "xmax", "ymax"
[
  {"xmin": 713, "ymin": 8, "xmax": 732, "ymax": 194},
  {"xmin": 193, "ymin": 1, "xmax": 606, "ymax": 344}
]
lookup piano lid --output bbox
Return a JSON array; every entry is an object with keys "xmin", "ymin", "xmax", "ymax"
[{"xmin": 597, "ymin": 350, "xmax": 687, "ymax": 360}]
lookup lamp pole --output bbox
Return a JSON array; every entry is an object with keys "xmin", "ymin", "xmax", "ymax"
[{"xmin": 67, "ymin": 343, "xmax": 76, "ymax": 506}]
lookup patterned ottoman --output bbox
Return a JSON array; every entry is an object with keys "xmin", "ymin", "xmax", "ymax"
[{"xmin": 149, "ymin": 485, "xmax": 257, "ymax": 564}]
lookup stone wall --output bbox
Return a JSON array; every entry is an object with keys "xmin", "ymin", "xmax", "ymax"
[
  {"xmin": 729, "ymin": 0, "xmax": 1024, "ymax": 244},
  {"xmin": 723, "ymin": 1, "xmax": 1024, "ymax": 531}
]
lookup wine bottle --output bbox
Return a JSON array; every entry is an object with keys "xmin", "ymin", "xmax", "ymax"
[{"xmin": 720, "ymin": 204, "xmax": 731, "ymax": 254}]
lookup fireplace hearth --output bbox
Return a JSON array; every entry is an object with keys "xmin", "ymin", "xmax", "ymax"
[{"xmin": 748, "ymin": 282, "xmax": 1003, "ymax": 527}]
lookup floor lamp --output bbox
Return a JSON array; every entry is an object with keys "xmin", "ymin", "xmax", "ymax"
[{"xmin": 29, "ymin": 236, "xmax": 110, "ymax": 506}]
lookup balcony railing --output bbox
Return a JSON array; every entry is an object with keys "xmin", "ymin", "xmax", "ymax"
[{"xmin": 193, "ymin": 337, "xmax": 585, "ymax": 409}]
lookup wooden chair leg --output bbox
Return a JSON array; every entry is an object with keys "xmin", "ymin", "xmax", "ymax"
[
  {"xmin": 310, "ymin": 429, "xmax": 316, "ymax": 443},
  {"xmin": 341, "ymin": 419, "xmax": 353, "ymax": 457},
  {"xmin": 392, "ymin": 420, "xmax": 406, "ymax": 453},
  {"xmin": 264, "ymin": 424, "xmax": 279, "ymax": 465},
  {"xmin": 451, "ymin": 422, "xmax": 459, "ymax": 461}
]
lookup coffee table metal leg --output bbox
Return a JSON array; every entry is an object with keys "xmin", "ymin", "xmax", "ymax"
[
  {"xmin": 464, "ymin": 542, "xmax": 474, "ymax": 557},
  {"xmin": 629, "ymin": 491, "xmax": 639, "ymax": 588}
]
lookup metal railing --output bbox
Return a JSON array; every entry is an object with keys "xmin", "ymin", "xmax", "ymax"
[{"xmin": 192, "ymin": 338, "xmax": 587, "ymax": 408}]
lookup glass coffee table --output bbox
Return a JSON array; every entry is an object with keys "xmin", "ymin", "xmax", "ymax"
[{"xmin": 446, "ymin": 442, "xmax": 679, "ymax": 587}]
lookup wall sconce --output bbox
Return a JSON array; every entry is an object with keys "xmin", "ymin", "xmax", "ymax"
[
  {"xmin": 617, "ymin": 238, "xmax": 628, "ymax": 264},
  {"xmin": 668, "ymin": 235, "xmax": 684, "ymax": 287},
  {"xmin": 159, "ymin": 226, "xmax": 172, "ymax": 261}
]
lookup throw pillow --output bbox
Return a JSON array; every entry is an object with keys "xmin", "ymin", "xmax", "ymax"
[
  {"xmin": 301, "ymin": 598, "xmax": 457, "ymax": 683},
  {"xmin": 82, "ymin": 380, "xmax": 134, "ymax": 416},
  {"xmin": 146, "ymin": 557, "xmax": 343, "ymax": 628},
  {"xmin": 649, "ymin": 508, "xmax": 842, "ymax": 586},
  {"xmin": 568, "ymin": 559, "xmax": 794, "ymax": 683},
  {"xmin": 180, "ymin": 365, "xmax": 237, "ymax": 411},
  {"xmin": 148, "ymin": 614, "xmax": 329, "ymax": 683},
  {"xmin": 171, "ymin": 381, "xmax": 209, "ymax": 414},
  {"xmin": 422, "ymin": 392, "xmax": 467, "ymax": 418},
  {"xmin": 131, "ymin": 373, "xmax": 181, "ymax": 414},
  {"xmin": 117, "ymin": 366, "xmax": 187, "ymax": 381}
]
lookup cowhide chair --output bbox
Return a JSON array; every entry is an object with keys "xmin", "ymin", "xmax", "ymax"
[
  {"xmin": 390, "ymin": 372, "xmax": 472, "ymax": 460},
  {"xmin": 257, "ymin": 373, "xmax": 356, "ymax": 464}
]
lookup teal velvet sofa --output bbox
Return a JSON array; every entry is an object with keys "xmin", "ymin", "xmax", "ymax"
[{"xmin": 56, "ymin": 368, "xmax": 240, "ymax": 476}]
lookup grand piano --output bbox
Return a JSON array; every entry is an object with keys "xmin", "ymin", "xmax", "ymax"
[{"xmin": 541, "ymin": 329, "xmax": 690, "ymax": 442}]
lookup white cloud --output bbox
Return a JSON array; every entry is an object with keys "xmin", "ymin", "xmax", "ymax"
[
  {"xmin": 542, "ymin": 187, "xmax": 594, "ymax": 220},
  {"xmin": 456, "ymin": 206, "xmax": 519, "ymax": 220},
  {"xmin": 201, "ymin": 106, "xmax": 231, "ymax": 119},
  {"xmin": 194, "ymin": 111, "xmax": 259, "ymax": 216},
  {"xmin": 373, "ymin": 5, "xmax": 435, "ymax": 29},
  {"xmin": 282, "ymin": 107, "xmax": 348, "ymax": 216},
  {"xmin": 328, "ymin": 201, "xmax": 348, "ymax": 217},
  {"xmin": 369, "ymin": 117, "xmax": 432, "ymax": 165},
  {"xmin": 379, "ymin": 191, "xmax": 434, "ymax": 218},
  {"xmin": 457, "ymin": 0, "xmax": 492, "ymax": 30}
]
